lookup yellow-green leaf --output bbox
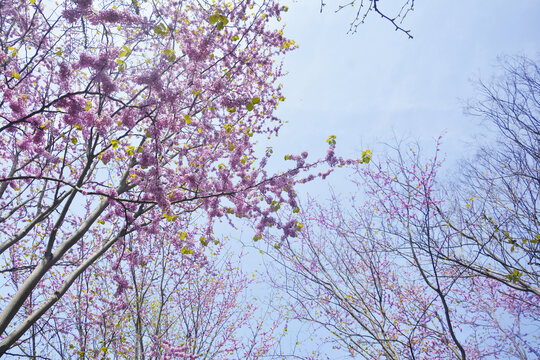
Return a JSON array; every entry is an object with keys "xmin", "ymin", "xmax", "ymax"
[
  {"xmin": 181, "ymin": 247, "xmax": 193, "ymax": 254},
  {"xmin": 209, "ymin": 14, "xmax": 219, "ymax": 24},
  {"xmin": 327, "ymin": 135, "xmax": 336, "ymax": 145},
  {"xmin": 361, "ymin": 149, "xmax": 372, "ymax": 164}
]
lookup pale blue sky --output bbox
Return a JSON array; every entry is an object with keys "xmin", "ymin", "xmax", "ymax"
[{"xmin": 271, "ymin": 0, "xmax": 540, "ymax": 190}]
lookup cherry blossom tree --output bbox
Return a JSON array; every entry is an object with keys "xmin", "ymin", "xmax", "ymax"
[
  {"xmin": 265, "ymin": 141, "xmax": 539, "ymax": 359},
  {"xmin": 454, "ymin": 55, "xmax": 540, "ymax": 294},
  {"xmin": 14, "ymin": 226, "xmax": 283, "ymax": 359},
  {"xmin": 262, "ymin": 57, "xmax": 539, "ymax": 359},
  {"xmin": 0, "ymin": 0, "xmax": 333, "ymax": 354}
]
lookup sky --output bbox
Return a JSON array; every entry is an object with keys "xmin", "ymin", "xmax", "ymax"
[
  {"xmin": 237, "ymin": 1, "xmax": 540, "ymax": 356},
  {"xmin": 267, "ymin": 0, "xmax": 540, "ymax": 195}
]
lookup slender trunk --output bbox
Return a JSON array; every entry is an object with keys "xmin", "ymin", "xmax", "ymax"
[
  {"xmin": 0, "ymin": 199, "xmax": 110, "ymax": 337},
  {"xmin": 0, "ymin": 227, "xmax": 123, "ymax": 355}
]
